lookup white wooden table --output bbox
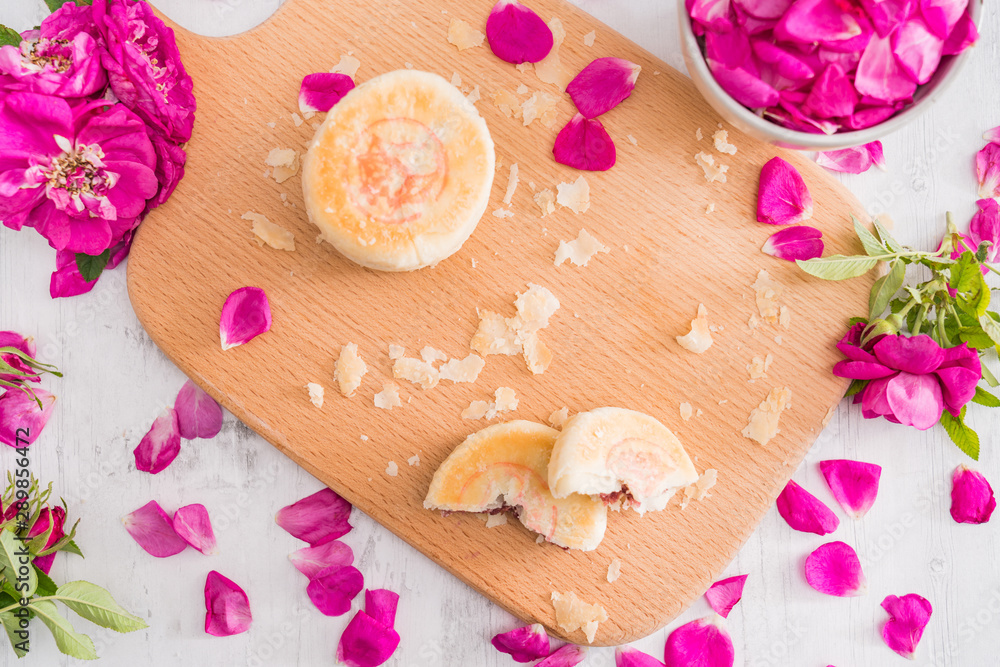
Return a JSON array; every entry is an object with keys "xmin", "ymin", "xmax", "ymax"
[{"xmin": 1, "ymin": 1, "xmax": 998, "ymax": 665}]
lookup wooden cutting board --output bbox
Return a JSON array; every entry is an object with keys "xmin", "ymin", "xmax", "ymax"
[{"xmin": 129, "ymin": 0, "xmax": 872, "ymax": 645}]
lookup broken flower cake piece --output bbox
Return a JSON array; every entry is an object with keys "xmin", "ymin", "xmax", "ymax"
[
  {"xmin": 424, "ymin": 421, "xmax": 607, "ymax": 551},
  {"xmin": 302, "ymin": 70, "xmax": 495, "ymax": 271},
  {"xmin": 548, "ymin": 407, "xmax": 699, "ymax": 514}
]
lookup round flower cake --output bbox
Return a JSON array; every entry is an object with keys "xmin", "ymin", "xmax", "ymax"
[{"xmin": 302, "ymin": 69, "xmax": 495, "ymax": 272}]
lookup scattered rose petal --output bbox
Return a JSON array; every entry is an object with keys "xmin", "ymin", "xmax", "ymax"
[
  {"xmin": 757, "ymin": 157, "xmax": 814, "ymax": 225},
  {"xmin": 704, "ymin": 575, "xmax": 749, "ymax": 618},
  {"xmin": 486, "ymin": 0, "xmax": 554, "ymax": 64},
  {"xmin": 307, "ymin": 565, "xmax": 364, "ymax": 616},
  {"xmin": 776, "ymin": 479, "xmax": 840, "ymax": 535},
  {"xmin": 122, "ymin": 500, "xmax": 188, "ymax": 558},
  {"xmin": 819, "ymin": 459, "xmax": 882, "ymax": 519},
  {"xmin": 175, "ymin": 380, "xmax": 223, "ymax": 439},
  {"xmin": 761, "ymin": 225, "xmax": 824, "ymax": 261},
  {"xmin": 976, "ymin": 142, "xmax": 1000, "ymax": 199},
  {"xmin": 616, "ymin": 646, "xmax": 666, "ymax": 667},
  {"xmin": 0, "ymin": 331, "xmax": 38, "ymax": 384},
  {"xmin": 881, "ymin": 594, "xmax": 932, "ymax": 659},
  {"xmin": 553, "ymin": 114, "xmax": 616, "ymax": 171},
  {"xmin": 133, "ymin": 406, "xmax": 181, "ymax": 474},
  {"xmin": 172, "ymin": 503, "xmax": 217, "ymax": 555},
  {"xmin": 289, "ymin": 540, "xmax": 355, "ymax": 579},
  {"xmin": 275, "ymin": 488, "xmax": 352, "ymax": 545},
  {"xmin": 537, "ymin": 644, "xmax": 588, "ymax": 666},
  {"xmin": 664, "ymin": 615, "xmax": 735, "ymax": 667},
  {"xmin": 950, "ymin": 465, "xmax": 995, "ymax": 524},
  {"xmin": 0, "ymin": 387, "xmax": 55, "ymax": 447},
  {"xmin": 492, "ymin": 623, "xmax": 551, "ymax": 663},
  {"xmin": 204, "ymin": 570, "xmax": 252, "ymax": 636},
  {"xmin": 566, "ymin": 57, "xmax": 641, "ymax": 118},
  {"xmin": 220, "ymin": 286, "xmax": 272, "ymax": 350},
  {"xmin": 892, "ymin": 16, "xmax": 944, "ymax": 84},
  {"xmin": 337, "ymin": 609, "xmax": 401, "ymax": 667},
  {"xmin": 298, "ymin": 73, "xmax": 355, "ymax": 113},
  {"xmin": 816, "ymin": 141, "xmax": 885, "ymax": 173},
  {"xmin": 365, "ymin": 589, "xmax": 399, "ymax": 629},
  {"xmin": 805, "ymin": 541, "xmax": 867, "ymax": 596}
]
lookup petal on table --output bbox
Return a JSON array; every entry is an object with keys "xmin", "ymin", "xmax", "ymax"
[
  {"xmin": 775, "ymin": 479, "xmax": 840, "ymax": 535},
  {"xmin": 976, "ymin": 142, "xmax": 1000, "ymax": 199},
  {"xmin": 172, "ymin": 503, "xmax": 217, "ymax": 555},
  {"xmin": 552, "ymin": 114, "xmax": 616, "ymax": 171},
  {"xmin": 365, "ymin": 589, "xmax": 400, "ymax": 629},
  {"xmin": 950, "ymin": 465, "xmax": 996, "ymax": 524},
  {"xmin": 289, "ymin": 540, "xmax": 354, "ymax": 579},
  {"xmin": 536, "ymin": 644, "xmax": 588, "ymax": 667},
  {"xmin": 486, "ymin": 0, "xmax": 554, "ymax": 64},
  {"xmin": 122, "ymin": 500, "xmax": 187, "ymax": 558},
  {"xmin": 133, "ymin": 407, "xmax": 181, "ymax": 474},
  {"xmin": 204, "ymin": 570, "xmax": 252, "ymax": 636},
  {"xmin": 0, "ymin": 387, "xmax": 55, "ymax": 447},
  {"xmin": 664, "ymin": 615, "xmax": 735, "ymax": 667},
  {"xmin": 175, "ymin": 380, "xmax": 224, "ymax": 439},
  {"xmin": 492, "ymin": 623, "xmax": 551, "ymax": 663},
  {"xmin": 616, "ymin": 646, "xmax": 665, "ymax": 667},
  {"xmin": 306, "ymin": 564, "xmax": 364, "ymax": 616},
  {"xmin": 881, "ymin": 593, "xmax": 932, "ymax": 659},
  {"xmin": 704, "ymin": 574, "xmax": 749, "ymax": 618},
  {"xmin": 336, "ymin": 609, "xmax": 401, "ymax": 667},
  {"xmin": 816, "ymin": 142, "xmax": 885, "ymax": 173},
  {"xmin": 275, "ymin": 487, "xmax": 352, "ymax": 545},
  {"xmin": 805, "ymin": 541, "xmax": 868, "ymax": 596},
  {"xmin": 298, "ymin": 73, "xmax": 355, "ymax": 113},
  {"xmin": 819, "ymin": 459, "xmax": 882, "ymax": 519}
]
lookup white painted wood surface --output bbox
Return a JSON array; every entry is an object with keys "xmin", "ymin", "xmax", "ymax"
[{"xmin": 1, "ymin": 1, "xmax": 998, "ymax": 665}]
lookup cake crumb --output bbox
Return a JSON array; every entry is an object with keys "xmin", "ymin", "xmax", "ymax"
[
  {"xmin": 521, "ymin": 91, "xmax": 558, "ymax": 127},
  {"xmin": 746, "ymin": 354, "xmax": 774, "ymax": 381},
  {"xmin": 556, "ymin": 176, "xmax": 590, "ymax": 214},
  {"xmin": 291, "ymin": 113, "xmax": 303, "ymax": 127},
  {"xmin": 450, "ymin": 72, "xmax": 462, "ymax": 87},
  {"xmin": 388, "ymin": 344, "xmax": 406, "ymax": 360},
  {"xmin": 534, "ymin": 18, "xmax": 572, "ymax": 91},
  {"xmin": 536, "ymin": 534, "xmax": 545, "ymax": 544},
  {"xmin": 335, "ymin": 343, "xmax": 368, "ymax": 397},
  {"xmin": 408, "ymin": 454, "xmax": 421, "ymax": 467},
  {"xmin": 712, "ymin": 129, "xmax": 737, "ymax": 155},
  {"xmin": 583, "ymin": 29, "xmax": 596, "ymax": 46},
  {"xmin": 680, "ymin": 402, "xmax": 693, "ymax": 421},
  {"xmin": 606, "ymin": 558, "xmax": 622, "ymax": 583},
  {"xmin": 681, "ymin": 469, "xmax": 719, "ymax": 509},
  {"xmin": 492, "ymin": 88, "xmax": 522, "ymax": 119},
  {"xmin": 360, "ymin": 434, "xmax": 369, "ymax": 441},
  {"xmin": 244, "ymin": 211, "xmax": 295, "ymax": 251},
  {"xmin": 555, "ymin": 229, "xmax": 609, "ymax": 267},
  {"xmin": 522, "ymin": 333, "xmax": 553, "ymax": 375},
  {"xmin": 439, "ymin": 354, "xmax": 486, "ymax": 383},
  {"xmin": 489, "ymin": 387, "xmax": 519, "ymax": 417},
  {"xmin": 695, "ymin": 151, "xmax": 728, "ymax": 183},
  {"xmin": 503, "ymin": 163, "xmax": 520, "ymax": 206},
  {"xmin": 551, "ymin": 591, "xmax": 608, "ymax": 644},
  {"xmin": 753, "ymin": 269, "xmax": 784, "ymax": 325},
  {"xmin": 462, "ymin": 400, "xmax": 491, "ymax": 420},
  {"xmin": 485, "ymin": 513, "xmax": 508, "ymax": 528},
  {"xmin": 516, "ymin": 62, "xmax": 532, "ymax": 73},
  {"xmin": 779, "ymin": 305, "xmax": 791, "ymax": 329},
  {"xmin": 677, "ymin": 304, "xmax": 714, "ymax": 353},
  {"xmin": 627, "ymin": 134, "xmax": 638, "ymax": 146},
  {"xmin": 466, "ymin": 84, "xmax": 481, "ymax": 104},
  {"xmin": 706, "ymin": 203, "xmax": 715, "ymax": 214},
  {"xmin": 471, "ymin": 310, "xmax": 521, "ymax": 356},
  {"xmin": 305, "ymin": 383, "xmax": 324, "ymax": 408},
  {"xmin": 331, "ymin": 54, "xmax": 361, "ymax": 77},
  {"xmin": 548, "ymin": 407, "xmax": 570, "ymax": 428},
  {"xmin": 393, "ymin": 357, "xmax": 440, "ymax": 390},
  {"xmin": 420, "ymin": 346, "xmax": 448, "ymax": 364},
  {"xmin": 447, "ymin": 19, "xmax": 484, "ymax": 50},
  {"xmin": 743, "ymin": 387, "xmax": 792, "ymax": 445},
  {"xmin": 385, "ymin": 461, "xmax": 399, "ymax": 477},
  {"xmin": 374, "ymin": 383, "xmax": 402, "ymax": 410},
  {"xmin": 265, "ymin": 148, "xmax": 300, "ymax": 183},
  {"xmin": 533, "ymin": 189, "xmax": 556, "ymax": 217},
  {"xmin": 696, "ymin": 127, "xmax": 703, "ymax": 140},
  {"xmin": 493, "ymin": 207, "xmax": 515, "ymax": 219}
]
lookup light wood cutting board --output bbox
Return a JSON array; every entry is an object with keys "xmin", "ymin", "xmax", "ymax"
[{"xmin": 129, "ymin": 0, "xmax": 872, "ymax": 645}]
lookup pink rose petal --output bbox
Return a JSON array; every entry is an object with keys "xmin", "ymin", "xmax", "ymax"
[
  {"xmin": 856, "ymin": 33, "xmax": 918, "ymax": 102},
  {"xmin": 892, "ymin": 16, "xmax": 944, "ymax": 84},
  {"xmin": 552, "ymin": 114, "xmax": 616, "ymax": 171},
  {"xmin": 950, "ymin": 465, "xmax": 996, "ymax": 524},
  {"xmin": 704, "ymin": 575, "xmax": 749, "ymax": 619},
  {"xmin": 537, "ymin": 644, "xmax": 588, "ymax": 667},
  {"xmin": 0, "ymin": 387, "xmax": 55, "ymax": 447},
  {"xmin": 365, "ymin": 589, "xmax": 399, "ymax": 629},
  {"xmin": 734, "ymin": 0, "xmax": 792, "ymax": 20},
  {"xmin": 776, "ymin": 479, "xmax": 840, "ymax": 535},
  {"xmin": 885, "ymin": 371, "xmax": 944, "ymax": 430},
  {"xmin": 492, "ymin": 623, "xmax": 551, "ymax": 663},
  {"xmin": 220, "ymin": 286, "xmax": 272, "ymax": 351},
  {"xmin": 976, "ymin": 142, "xmax": 1000, "ymax": 199},
  {"xmin": 689, "ymin": 0, "xmax": 734, "ymax": 33},
  {"xmin": 804, "ymin": 64, "xmax": 858, "ymax": 119},
  {"xmin": 819, "ymin": 459, "xmax": 882, "ymax": 519},
  {"xmin": 133, "ymin": 406, "xmax": 181, "ymax": 474},
  {"xmin": 816, "ymin": 142, "xmax": 885, "ymax": 173},
  {"xmin": 756, "ymin": 157, "xmax": 814, "ymax": 225},
  {"xmin": 843, "ymin": 105, "xmax": 899, "ymax": 130},
  {"xmin": 298, "ymin": 73, "xmax": 355, "ymax": 113},
  {"xmin": 985, "ymin": 126, "xmax": 1000, "ymax": 144},
  {"xmin": 775, "ymin": 0, "xmax": 872, "ymax": 51},
  {"xmin": 860, "ymin": 0, "xmax": 916, "ymax": 37},
  {"xmin": 942, "ymin": 11, "xmax": 978, "ymax": 54},
  {"xmin": 337, "ymin": 610, "xmax": 401, "ymax": 667},
  {"xmin": 708, "ymin": 61, "xmax": 780, "ymax": 109},
  {"xmin": 919, "ymin": 0, "xmax": 968, "ymax": 39},
  {"xmin": 881, "ymin": 593, "xmax": 932, "ymax": 659},
  {"xmin": 761, "ymin": 225, "xmax": 824, "ymax": 261},
  {"xmin": 664, "ymin": 615, "xmax": 735, "ymax": 667},
  {"xmin": 751, "ymin": 40, "xmax": 816, "ymax": 83},
  {"xmin": 805, "ymin": 541, "xmax": 867, "ymax": 596},
  {"xmin": 289, "ymin": 540, "xmax": 355, "ymax": 579},
  {"xmin": 204, "ymin": 570, "xmax": 252, "ymax": 636},
  {"xmin": 486, "ymin": 0, "xmax": 554, "ymax": 64},
  {"xmin": 566, "ymin": 57, "xmax": 641, "ymax": 118},
  {"xmin": 175, "ymin": 379, "xmax": 223, "ymax": 440},
  {"xmin": 616, "ymin": 646, "xmax": 666, "ymax": 667},
  {"xmin": 172, "ymin": 503, "xmax": 217, "ymax": 555},
  {"xmin": 275, "ymin": 488, "xmax": 352, "ymax": 546},
  {"xmin": 122, "ymin": 500, "xmax": 188, "ymax": 558},
  {"xmin": 307, "ymin": 565, "xmax": 364, "ymax": 616}
]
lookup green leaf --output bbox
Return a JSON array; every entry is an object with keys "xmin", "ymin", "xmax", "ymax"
[
  {"xmin": 29, "ymin": 600, "xmax": 97, "ymax": 660},
  {"xmin": 33, "ymin": 566, "xmax": 57, "ymax": 598},
  {"xmin": 845, "ymin": 379, "xmax": 868, "ymax": 397},
  {"xmin": 59, "ymin": 539, "xmax": 83, "ymax": 558},
  {"xmin": 44, "ymin": 0, "xmax": 69, "ymax": 11},
  {"xmin": 54, "ymin": 581, "xmax": 147, "ymax": 634},
  {"xmin": 979, "ymin": 314, "xmax": 1000, "ymax": 346},
  {"xmin": 0, "ymin": 25, "xmax": 21, "ymax": 48},
  {"xmin": 949, "ymin": 251, "xmax": 979, "ymax": 292},
  {"xmin": 0, "ymin": 611, "xmax": 28, "ymax": 658},
  {"xmin": 75, "ymin": 250, "xmax": 110, "ymax": 283},
  {"xmin": 796, "ymin": 255, "xmax": 879, "ymax": 281},
  {"xmin": 0, "ymin": 530, "xmax": 36, "ymax": 599},
  {"xmin": 853, "ymin": 217, "xmax": 888, "ymax": 257},
  {"xmin": 982, "ymin": 361, "xmax": 1000, "ymax": 388},
  {"xmin": 861, "ymin": 318, "xmax": 897, "ymax": 346},
  {"xmin": 869, "ymin": 260, "xmax": 905, "ymax": 320},
  {"xmin": 959, "ymin": 327, "xmax": 996, "ymax": 350},
  {"xmin": 972, "ymin": 386, "xmax": 1000, "ymax": 407},
  {"xmin": 939, "ymin": 407, "xmax": 980, "ymax": 460},
  {"xmin": 873, "ymin": 218, "xmax": 902, "ymax": 252}
]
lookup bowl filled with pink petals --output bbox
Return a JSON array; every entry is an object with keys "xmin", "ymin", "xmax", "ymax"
[{"xmin": 679, "ymin": 0, "xmax": 982, "ymax": 150}]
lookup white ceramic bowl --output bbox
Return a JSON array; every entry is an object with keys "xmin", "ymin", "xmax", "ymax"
[{"xmin": 678, "ymin": 2, "xmax": 983, "ymax": 150}]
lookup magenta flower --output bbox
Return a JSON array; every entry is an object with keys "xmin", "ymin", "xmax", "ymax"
[
  {"xmin": 0, "ymin": 331, "xmax": 39, "ymax": 384},
  {"xmin": 961, "ymin": 198, "xmax": 1000, "ymax": 272},
  {"xmin": 0, "ymin": 93, "xmax": 158, "ymax": 255},
  {"xmin": 834, "ymin": 331, "xmax": 981, "ymax": 430},
  {"xmin": 49, "ymin": 231, "xmax": 132, "ymax": 298},
  {"xmin": 146, "ymin": 129, "xmax": 187, "ymax": 210},
  {"xmin": 0, "ymin": 9, "xmax": 106, "ymax": 99},
  {"xmin": 27, "ymin": 505, "xmax": 67, "ymax": 574},
  {"xmin": 93, "ymin": 0, "xmax": 196, "ymax": 144}
]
